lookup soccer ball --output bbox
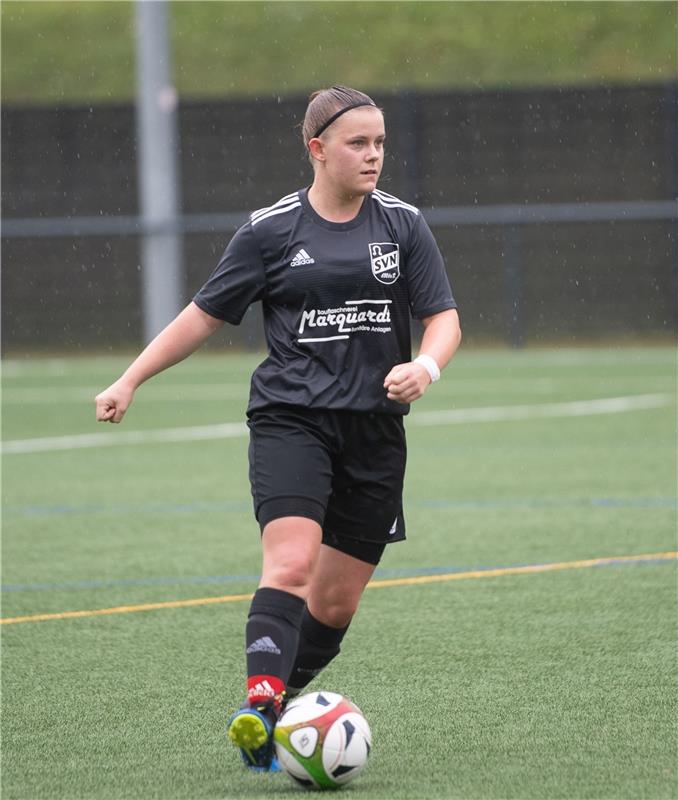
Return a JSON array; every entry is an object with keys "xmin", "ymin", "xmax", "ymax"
[{"xmin": 274, "ymin": 691, "xmax": 372, "ymax": 789}]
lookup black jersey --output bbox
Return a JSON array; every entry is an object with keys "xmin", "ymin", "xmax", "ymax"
[{"xmin": 194, "ymin": 187, "xmax": 456, "ymax": 415}]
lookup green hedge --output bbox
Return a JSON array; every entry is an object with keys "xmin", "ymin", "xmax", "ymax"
[{"xmin": 2, "ymin": 1, "xmax": 677, "ymax": 104}]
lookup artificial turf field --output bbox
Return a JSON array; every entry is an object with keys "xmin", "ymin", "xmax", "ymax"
[{"xmin": 2, "ymin": 346, "xmax": 676, "ymax": 800}]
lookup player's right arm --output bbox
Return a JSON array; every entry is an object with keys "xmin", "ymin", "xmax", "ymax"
[{"xmin": 95, "ymin": 301, "xmax": 224, "ymax": 424}]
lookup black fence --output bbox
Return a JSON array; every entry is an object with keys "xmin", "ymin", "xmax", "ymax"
[{"xmin": 2, "ymin": 83, "xmax": 677, "ymax": 352}]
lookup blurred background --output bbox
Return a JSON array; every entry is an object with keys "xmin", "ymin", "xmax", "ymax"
[{"xmin": 2, "ymin": 0, "xmax": 677, "ymax": 353}]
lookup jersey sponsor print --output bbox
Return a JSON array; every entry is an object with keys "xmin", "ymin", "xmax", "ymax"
[{"xmin": 298, "ymin": 299, "xmax": 392, "ymax": 343}]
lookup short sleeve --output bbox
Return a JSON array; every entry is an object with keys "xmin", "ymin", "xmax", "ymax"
[
  {"xmin": 405, "ymin": 214, "xmax": 457, "ymax": 319},
  {"xmin": 193, "ymin": 223, "xmax": 266, "ymax": 324}
]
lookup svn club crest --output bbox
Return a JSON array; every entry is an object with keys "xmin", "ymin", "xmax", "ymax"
[{"xmin": 369, "ymin": 242, "xmax": 400, "ymax": 285}]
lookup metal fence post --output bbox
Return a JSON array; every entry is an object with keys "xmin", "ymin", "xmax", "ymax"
[{"xmin": 135, "ymin": 0, "xmax": 183, "ymax": 343}]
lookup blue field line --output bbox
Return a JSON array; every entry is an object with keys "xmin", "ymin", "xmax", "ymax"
[
  {"xmin": 3, "ymin": 553, "xmax": 674, "ymax": 594},
  {"xmin": 2, "ymin": 500, "xmax": 252, "ymax": 516},
  {"xmin": 1, "ymin": 573, "xmax": 262, "ymax": 593},
  {"xmin": 419, "ymin": 497, "xmax": 678, "ymax": 509},
  {"xmin": 4, "ymin": 496, "xmax": 677, "ymax": 518}
]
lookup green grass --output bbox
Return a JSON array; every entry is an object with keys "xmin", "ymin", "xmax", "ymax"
[
  {"xmin": 2, "ymin": 1, "xmax": 676, "ymax": 104},
  {"xmin": 2, "ymin": 346, "xmax": 677, "ymax": 799}
]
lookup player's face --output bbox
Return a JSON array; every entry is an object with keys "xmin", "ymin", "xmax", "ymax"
[{"xmin": 319, "ymin": 107, "xmax": 385, "ymax": 197}]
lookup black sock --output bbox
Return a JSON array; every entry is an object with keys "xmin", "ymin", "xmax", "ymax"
[
  {"xmin": 286, "ymin": 606, "xmax": 350, "ymax": 696},
  {"xmin": 245, "ymin": 587, "xmax": 305, "ymax": 708}
]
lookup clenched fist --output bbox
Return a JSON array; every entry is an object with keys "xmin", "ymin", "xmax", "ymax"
[
  {"xmin": 383, "ymin": 361, "xmax": 431, "ymax": 404},
  {"xmin": 95, "ymin": 378, "xmax": 136, "ymax": 424}
]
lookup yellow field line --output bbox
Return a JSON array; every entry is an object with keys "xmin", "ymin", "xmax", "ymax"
[
  {"xmin": 363, "ymin": 551, "xmax": 678, "ymax": 589},
  {"xmin": 0, "ymin": 592, "xmax": 256, "ymax": 626},
  {"xmin": 2, "ymin": 551, "xmax": 676, "ymax": 626}
]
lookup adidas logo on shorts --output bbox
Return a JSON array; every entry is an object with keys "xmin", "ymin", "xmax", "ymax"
[{"xmin": 290, "ymin": 248, "xmax": 315, "ymax": 267}]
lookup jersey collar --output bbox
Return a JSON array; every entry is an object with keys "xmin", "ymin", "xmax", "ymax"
[{"xmin": 299, "ymin": 187, "xmax": 371, "ymax": 231}]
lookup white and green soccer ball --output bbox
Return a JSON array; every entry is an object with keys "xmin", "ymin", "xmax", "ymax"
[{"xmin": 273, "ymin": 691, "xmax": 372, "ymax": 789}]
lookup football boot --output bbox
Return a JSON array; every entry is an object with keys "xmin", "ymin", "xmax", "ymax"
[{"xmin": 227, "ymin": 700, "xmax": 281, "ymax": 772}]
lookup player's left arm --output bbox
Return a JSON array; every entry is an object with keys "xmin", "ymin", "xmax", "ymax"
[{"xmin": 384, "ymin": 309, "xmax": 461, "ymax": 404}]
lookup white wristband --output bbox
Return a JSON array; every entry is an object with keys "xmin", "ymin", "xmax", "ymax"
[{"xmin": 414, "ymin": 354, "xmax": 441, "ymax": 383}]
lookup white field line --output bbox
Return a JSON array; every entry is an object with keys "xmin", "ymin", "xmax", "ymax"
[
  {"xmin": 1, "ymin": 384, "xmax": 250, "ymax": 404},
  {"xmin": 0, "ymin": 379, "xmax": 561, "ymax": 404},
  {"xmin": 408, "ymin": 393, "xmax": 673, "ymax": 426},
  {"xmin": 2, "ymin": 377, "xmax": 670, "ymax": 405},
  {"xmin": 2, "ymin": 393, "xmax": 673, "ymax": 455},
  {"xmin": 2, "ymin": 422, "xmax": 248, "ymax": 454}
]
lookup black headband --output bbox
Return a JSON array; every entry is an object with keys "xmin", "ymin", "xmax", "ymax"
[{"xmin": 312, "ymin": 102, "xmax": 377, "ymax": 139}]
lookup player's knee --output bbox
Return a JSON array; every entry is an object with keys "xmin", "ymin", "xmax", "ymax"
[
  {"xmin": 260, "ymin": 516, "xmax": 322, "ymax": 593},
  {"xmin": 322, "ymin": 607, "xmax": 354, "ymax": 629},
  {"xmin": 308, "ymin": 580, "xmax": 362, "ymax": 627},
  {"xmin": 263, "ymin": 553, "xmax": 316, "ymax": 594},
  {"xmin": 314, "ymin": 597, "xmax": 357, "ymax": 628}
]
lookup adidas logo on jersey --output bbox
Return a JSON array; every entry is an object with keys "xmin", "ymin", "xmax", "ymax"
[{"xmin": 290, "ymin": 248, "xmax": 315, "ymax": 267}]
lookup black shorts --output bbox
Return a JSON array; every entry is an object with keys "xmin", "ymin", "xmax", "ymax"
[{"xmin": 248, "ymin": 405, "xmax": 407, "ymax": 565}]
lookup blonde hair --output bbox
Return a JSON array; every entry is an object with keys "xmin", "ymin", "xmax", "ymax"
[{"xmin": 301, "ymin": 85, "xmax": 380, "ymax": 151}]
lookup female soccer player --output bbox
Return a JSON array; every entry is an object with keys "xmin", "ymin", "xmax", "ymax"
[{"xmin": 95, "ymin": 85, "xmax": 461, "ymax": 772}]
